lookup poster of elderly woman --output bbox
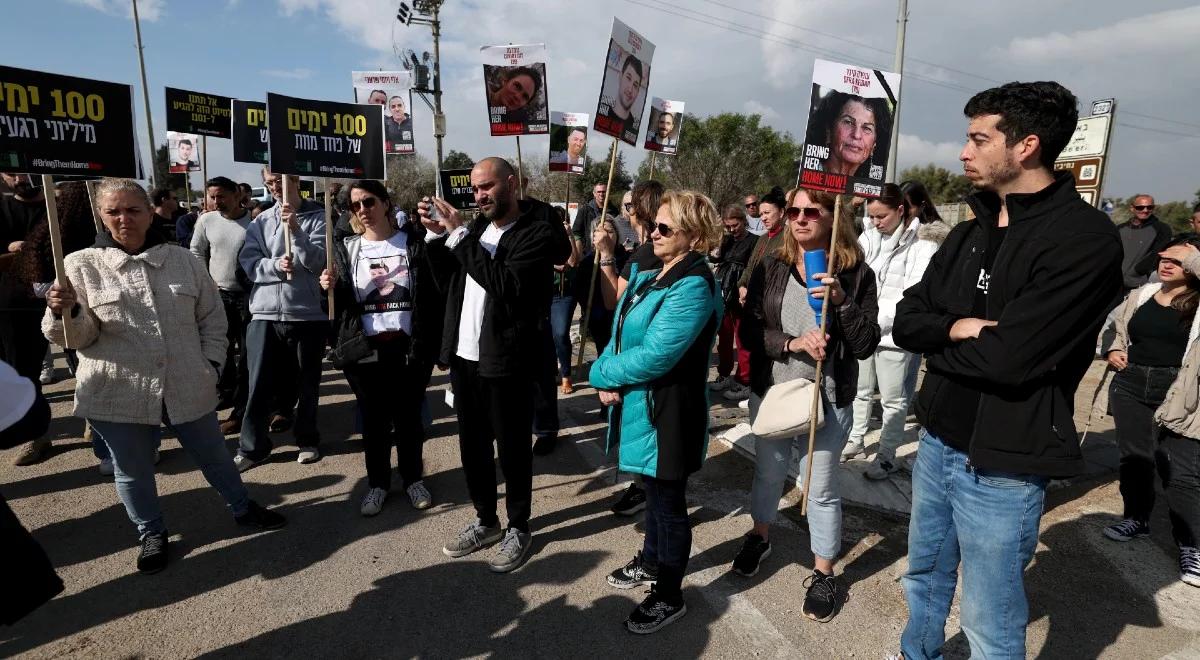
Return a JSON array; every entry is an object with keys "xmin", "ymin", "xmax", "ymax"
[
  {"xmin": 480, "ymin": 43, "xmax": 549, "ymax": 137},
  {"xmin": 798, "ymin": 59, "xmax": 900, "ymax": 198}
]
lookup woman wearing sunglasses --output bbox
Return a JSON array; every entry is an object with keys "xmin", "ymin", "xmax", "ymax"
[
  {"xmin": 319, "ymin": 180, "xmax": 451, "ymax": 517},
  {"xmin": 591, "ymin": 190, "xmax": 723, "ymax": 634},
  {"xmin": 1097, "ymin": 236, "xmax": 1200, "ymax": 588},
  {"xmin": 731, "ymin": 187, "xmax": 879, "ymax": 622}
]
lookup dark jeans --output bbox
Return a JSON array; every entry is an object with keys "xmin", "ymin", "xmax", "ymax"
[
  {"xmin": 642, "ymin": 475, "xmax": 690, "ymax": 603},
  {"xmin": 239, "ymin": 320, "xmax": 326, "ymax": 459},
  {"xmin": 588, "ymin": 309, "xmax": 613, "ymax": 357},
  {"xmin": 549, "ymin": 294, "xmax": 575, "ymax": 379},
  {"xmin": 531, "ymin": 323, "xmax": 559, "ymax": 440},
  {"xmin": 1110, "ymin": 364, "xmax": 1179, "ymax": 522},
  {"xmin": 450, "ymin": 356, "xmax": 534, "ymax": 533},
  {"xmin": 218, "ymin": 290, "xmax": 251, "ymax": 418},
  {"xmin": 0, "ymin": 307, "xmax": 48, "ymax": 391},
  {"xmin": 342, "ymin": 339, "xmax": 432, "ymax": 490}
]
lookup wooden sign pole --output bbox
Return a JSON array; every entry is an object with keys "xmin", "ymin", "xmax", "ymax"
[
  {"xmin": 575, "ymin": 136, "xmax": 620, "ymax": 377},
  {"xmin": 43, "ymin": 175, "xmax": 77, "ymax": 349},
  {"xmin": 281, "ymin": 175, "xmax": 294, "ymax": 281},
  {"xmin": 85, "ymin": 180, "xmax": 104, "ymax": 235},
  {"xmin": 323, "ymin": 177, "xmax": 334, "ymax": 320},
  {"xmin": 515, "ymin": 135, "xmax": 525, "ymax": 200}
]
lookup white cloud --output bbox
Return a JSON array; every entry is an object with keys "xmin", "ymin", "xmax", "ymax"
[
  {"xmin": 742, "ymin": 100, "xmax": 780, "ymax": 123},
  {"xmin": 261, "ymin": 67, "xmax": 314, "ymax": 80},
  {"xmin": 69, "ymin": 0, "xmax": 164, "ymax": 21},
  {"xmin": 897, "ymin": 134, "xmax": 962, "ymax": 172},
  {"xmin": 999, "ymin": 6, "xmax": 1200, "ymax": 63}
]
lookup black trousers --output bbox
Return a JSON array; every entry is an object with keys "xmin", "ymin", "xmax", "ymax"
[
  {"xmin": 642, "ymin": 475, "xmax": 690, "ymax": 603},
  {"xmin": 343, "ymin": 340, "xmax": 432, "ymax": 490},
  {"xmin": 218, "ymin": 291, "xmax": 251, "ymax": 418},
  {"xmin": 531, "ymin": 322, "xmax": 559, "ymax": 440},
  {"xmin": 0, "ymin": 306, "xmax": 48, "ymax": 390},
  {"xmin": 450, "ymin": 356, "xmax": 534, "ymax": 533}
]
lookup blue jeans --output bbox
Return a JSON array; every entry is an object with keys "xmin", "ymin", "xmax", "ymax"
[
  {"xmin": 642, "ymin": 475, "xmax": 690, "ymax": 603},
  {"xmin": 90, "ymin": 412, "xmax": 250, "ymax": 538},
  {"xmin": 549, "ymin": 294, "xmax": 575, "ymax": 379},
  {"xmin": 901, "ymin": 430, "xmax": 1047, "ymax": 660},
  {"xmin": 91, "ymin": 426, "xmax": 161, "ymax": 461},
  {"xmin": 240, "ymin": 320, "xmax": 326, "ymax": 459}
]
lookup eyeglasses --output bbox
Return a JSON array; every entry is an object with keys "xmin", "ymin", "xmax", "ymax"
[
  {"xmin": 1133, "ymin": 205, "xmax": 1155, "ymax": 211},
  {"xmin": 784, "ymin": 206, "xmax": 824, "ymax": 222},
  {"xmin": 744, "ymin": 202, "xmax": 758, "ymax": 208},
  {"xmin": 623, "ymin": 203, "xmax": 633, "ymax": 211},
  {"xmin": 654, "ymin": 222, "xmax": 675, "ymax": 237},
  {"xmin": 350, "ymin": 197, "xmax": 378, "ymax": 212}
]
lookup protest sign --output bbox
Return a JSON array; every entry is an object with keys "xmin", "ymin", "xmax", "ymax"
[
  {"xmin": 798, "ymin": 59, "xmax": 899, "ymax": 198},
  {"xmin": 439, "ymin": 168, "xmax": 478, "ymax": 211},
  {"xmin": 643, "ymin": 98, "xmax": 683, "ymax": 155},
  {"xmin": 298, "ymin": 179, "xmax": 316, "ymax": 199},
  {"xmin": 0, "ymin": 64, "xmax": 138, "ymax": 178},
  {"xmin": 266, "ymin": 92, "xmax": 386, "ymax": 179},
  {"xmin": 164, "ymin": 87, "xmax": 232, "ymax": 138},
  {"xmin": 480, "ymin": 44, "xmax": 549, "ymax": 137},
  {"xmin": 231, "ymin": 99, "xmax": 268, "ymax": 164},
  {"xmin": 548, "ymin": 111, "xmax": 588, "ymax": 174},
  {"xmin": 167, "ymin": 131, "xmax": 201, "ymax": 173},
  {"xmin": 594, "ymin": 19, "xmax": 654, "ymax": 147},
  {"xmin": 352, "ymin": 71, "xmax": 414, "ymax": 155}
]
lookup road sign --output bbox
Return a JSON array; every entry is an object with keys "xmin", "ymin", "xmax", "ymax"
[
  {"xmin": 1053, "ymin": 156, "xmax": 1103, "ymax": 187},
  {"xmin": 1059, "ymin": 114, "xmax": 1111, "ymax": 160}
]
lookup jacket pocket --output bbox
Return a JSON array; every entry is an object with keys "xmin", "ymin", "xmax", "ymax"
[
  {"xmin": 168, "ymin": 282, "xmax": 200, "ymax": 323},
  {"xmin": 88, "ymin": 289, "xmax": 122, "ymax": 322}
]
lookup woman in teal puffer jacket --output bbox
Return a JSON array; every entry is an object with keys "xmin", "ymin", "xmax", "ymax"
[{"xmin": 590, "ymin": 189, "xmax": 724, "ymax": 635}]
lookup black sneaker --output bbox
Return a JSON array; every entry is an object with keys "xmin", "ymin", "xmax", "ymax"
[
  {"xmin": 607, "ymin": 551, "xmax": 659, "ymax": 589},
  {"xmin": 533, "ymin": 435, "xmax": 556, "ymax": 456},
  {"xmin": 137, "ymin": 531, "xmax": 169, "ymax": 574},
  {"xmin": 612, "ymin": 483, "xmax": 647, "ymax": 516},
  {"xmin": 802, "ymin": 569, "xmax": 841, "ymax": 622},
  {"xmin": 731, "ymin": 533, "xmax": 772, "ymax": 577},
  {"xmin": 1103, "ymin": 518, "xmax": 1150, "ymax": 542},
  {"xmin": 235, "ymin": 501, "xmax": 287, "ymax": 531},
  {"xmin": 625, "ymin": 586, "xmax": 687, "ymax": 634}
]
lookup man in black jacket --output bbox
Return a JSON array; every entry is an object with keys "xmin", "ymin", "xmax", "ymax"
[
  {"xmin": 892, "ymin": 82, "xmax": 1123, "ymax": 659},
  {"xmin": 420, "ymin": 157, "xmax": 556, "ymax": 574}
]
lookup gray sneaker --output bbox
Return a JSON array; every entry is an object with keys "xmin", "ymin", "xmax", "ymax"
[
  {"xmin": 442, "ymin": 519, "xmax": 504, "ymax": 558},
  {"xmin": 488, "ymin": 527, "xmax": 533, "ymax": 573}
]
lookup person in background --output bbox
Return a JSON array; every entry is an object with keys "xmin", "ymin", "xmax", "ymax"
[
  {"xmin": 549, "ymin": 206, "xmax": 580, "ymax": 395},
  {"xmin": 43, "ymin": 178, "xmax": 285, "ymax": 575},
  {"xmin": 614, "ymin": 190, "xmax": 639, "ymax": 249},
  {"xmin": 709, "ymin": 204, "xmax": 757, "ymax": 401},
  {"xmin": 744, "ymin": 193, "xmax": 766, "ymax": 236},
  {"xmin": 251, "ymin": 200, "xmax": 273, "ymax": 220},
  {"xmin": 594, "ymin": 189, "xmax": 723, "ymax": 634},
  {"xmin": 238, "ymin": 182, "xmax": 256, "ymax": 211},
  {"xmin": 574, "ymin": 215, "xmax": 630, "ymax": 356},
  {"xmin": 729, "ymin": 186, "xmax": 789, "ymax": 402},
  {"xmin": 572, "ymin": 182, "xmax": 617, "ymax": 256},
  {"xmin": 1191, "ymin": 203, "xmax": 1200, "ymax": 235},
  {"xmin": 150, "ymin": 187, "xmax": 180, "ymax": 243},
  {"xmin": 1116, "ymin": 194, "xmax": 1173, "ymax": 292}
]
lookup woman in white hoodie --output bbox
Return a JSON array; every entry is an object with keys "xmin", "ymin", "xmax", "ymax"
[{"xmin": 843, "ymin": 183, "xmax": 950, "ymax": 478}]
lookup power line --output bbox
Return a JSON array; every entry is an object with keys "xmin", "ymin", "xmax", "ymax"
[
  {"xmin": 1120, "ymin": 110, "xmax": 1200, "ymax": 132},
  {"xmin": 1116, "ymin": 122, "xmax": 1200, "ymax": 140}
]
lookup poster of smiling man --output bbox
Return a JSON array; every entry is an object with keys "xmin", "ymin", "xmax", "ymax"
[
  {"xmin": 798, "ymin": 59, "xmax": 900, "ymax": 198},
  {"xmin": 352, "ymin": 70, "xmax": 415, "ymax": 155},
  {"xmin": 594, "ymin": 18, "xmax": 655, "ymax": 147},
  {"xmin": 480, "ymin": 44, "xmax": 549, "ymax": 137},
  {"xmin": 643, "ymin": 98, "xmax": 683, "ymax": 155},
  {"xmin": 548, "ymin": 111, "xmax": 589, "ymax": 174}
]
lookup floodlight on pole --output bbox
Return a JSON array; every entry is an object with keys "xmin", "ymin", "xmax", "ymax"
[{"xmin": 393, "ymin": 0, "xmax": 445, "ymax": 195}]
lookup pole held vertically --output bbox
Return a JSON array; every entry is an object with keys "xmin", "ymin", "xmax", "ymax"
[
  {"xmin": 132, "ymin": 0, "xmax": 157, "ymax": 187},
  {"xmin": 885, "ymin": 0, "xmax": 908, "ymax": 183}
]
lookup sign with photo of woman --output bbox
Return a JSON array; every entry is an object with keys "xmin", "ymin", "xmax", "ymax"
[
  {"xmin": 643, "ymin": 98, "xmax": 683, "ymax": 155},
  {"xmin": 167, "ymin": 131, "xmax": 201, "ymax": 173},
  {"xmin": 480, "ymin": 44, "xmax": 549, "ymax": 137},
  {"xmin": 352, "ymin": 70, "xmax": 415, "ymax": 155},
  {"xmin": 548, "ymin": 111, "xmax": 588, "ymax": 174},
  {"xmin": 798, "ymin": 59, "xmax": 899, "ymax": 198},
  {"xmin": 594, "ymin": 18, "xmax": 654, "ymax": 147}
]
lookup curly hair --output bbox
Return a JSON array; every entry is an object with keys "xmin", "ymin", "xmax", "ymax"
[
  {"xmin": 811, "ymin": 91, "xmax": 893, "ymax": 178},
  {"xmin": 18, "ymin": 181, "xmax": 98, "ymax": 284},
  {"xmin": 963, "ymin": 81, "xmax": 1079, "ymax": 169}
]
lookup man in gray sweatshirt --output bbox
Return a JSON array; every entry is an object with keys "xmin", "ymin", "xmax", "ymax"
[
  {"xmin": 191, "ymin": 176, "xmax": 253, "ymax": 435},
  {"xmin": 235, "ymin": 168, "xmax": 328, "ymax": 471}
]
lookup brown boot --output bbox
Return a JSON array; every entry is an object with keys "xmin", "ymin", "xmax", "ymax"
[{"xmin": 12, "ymin": 438, "xmax": 51, "ymax": 466}]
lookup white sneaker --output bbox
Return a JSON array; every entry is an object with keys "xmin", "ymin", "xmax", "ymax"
[
  {"xmin": 723, "ymin": 383, "xmax": 750, "ymax": 401},
  {"xmin": 361, "ymin": 487, "xmax": 387, "ymax": 516},
  {"xmin": 98, "ymin": 458, "xmax": 114, "ymax": 476},
  {"xmin": 39, "ymin": 363, "xmax": 55, "ymax": 385},
  {"xmin": 297, "ymin": 448, "xmax": 321, "ymax": 464},
  {"xmin": 406, "ymin": 480, "xmax": 433, "ymax": 510},
  {"xmin": 841, "ymin": 439, "xmax": 866, "ymax": 462},
  {"xmin": 864, "ymin": 456, "xmax": 901, "ymax": 480},
  {"xmin": 233, "ymin": 454, "xmax": 261, "ymax": 473},
  {"xmin": 738, "ymin": 398, "xmax": 749, "ymax": 410},
  {"xmin": 709, "ymin": 376, "xmax": 734, "ymax": 392},
  {"xmin": 1180, "ymin": 546, "xmax": 1200, "ymax": 587}
]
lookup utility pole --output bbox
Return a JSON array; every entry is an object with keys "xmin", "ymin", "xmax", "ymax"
[
  {"xmin": 131, "ymin": 0, "xmax": 156, "ymax": 187},
  {"xmin": 429, "ymin": 2, "xmax": 445, "ymax": 194},
  {"xmin": 398, "ymin": 1, "xmax": 445, "ymax": 194},
  {"xmin": 886, "ymin": 0, "xmax": 908, "ymax": 184}
]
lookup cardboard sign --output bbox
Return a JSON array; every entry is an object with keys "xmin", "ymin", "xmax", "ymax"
[
  {"xmin": 594, "ymin": 19, "xmax": 655, "ymax": 146},
  {"xmin": 548, "ymin": 111, "xmax": 588, "ymax": 174},
  {"xmin": 164, "ymin": 87, "xmax": 232, "ymax": 138},
  {"xmin": 298, "ymin": 179, "xmax": 316, "ymax": 199},
  {"xmin": 798, "ymin": 59, "xmax": 900, "ymax": 198},
  {"xmin": 480, "ymin": 44, "xmax": 549, "ymax": 136},
  {"xmin": 231, "ymin": 99, "xmax": 268, "ymax": 164},
  {"xmin": 439, "ymin": 168, "xmax": 478, "ymax": 211},
  {"xmin": 266, "ymin": 92, "xmax": 386, "ymax": 179},
  {"xmin": 643, "ymin": 98, "xmax": 683, "ymax": 155},
  {"xmin": 0, "ymin": 65, "xmax": 138, "ymax": 177},
  {"xmin": 352, "ymin": 71, "xmax": 414, "ymax": 155},
  {"xmin": 167, "ymin": 131, "xmax": 201, "ymax": 173}
]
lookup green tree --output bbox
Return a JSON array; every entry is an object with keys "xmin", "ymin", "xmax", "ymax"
[
  {"xmin": 578, "ymin": 140, "xmax": 631, "ymax": 202},
  {"xmin": 151, "ymin": 142, "xmax": 200, "ymax": 205},
  {"xmin": 897, "ymin": 164, "xmax": 974, "ymax": 205},
  {"xmin": 442, "ymin": 150, "xmax": 475, "ymax": 170},
  {"xmin": 385, "ymin": 153, "xmax": 437, "ymax": 215}
]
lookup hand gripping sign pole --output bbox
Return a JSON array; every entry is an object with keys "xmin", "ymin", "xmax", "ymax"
[
  {"xmin": 324, "ymin": 177, "xmax": 334, "ymax": 320},
  {"xmin": 575, "ymin": 136, "xmax": 620, "ymax": 378},
  {"xmin": 800, "ymin": 195, "xmax": 843, "ymax": 516},
  {"xmin": 43, "ymin": 175, "xmax": 78, "ymax": 348},
  {"xmin": 281, "ymin": 175, "xmax": 294, "ymax": 282}
]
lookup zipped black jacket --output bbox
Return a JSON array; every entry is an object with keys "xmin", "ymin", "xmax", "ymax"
[{"xmin": 893, "ymin": 172, "xmax": 1123, "ymax": 477}]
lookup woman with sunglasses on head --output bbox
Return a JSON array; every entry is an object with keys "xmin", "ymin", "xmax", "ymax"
[
  {"xmin": 1097, "ymin": 237, "xmax": 1200, "ymax": 587},
  {"xmin": 730, "ymin": 187, "xmax": 880, "ymax": 622},
  {"xmin": 320, "ymin": 180, "xmax": 452, "ymax": 517}
]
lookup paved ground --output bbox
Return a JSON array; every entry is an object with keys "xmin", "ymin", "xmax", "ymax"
[{"xmin": 2, "ymin": 352, "xmax": 1199, "ymax": 658}]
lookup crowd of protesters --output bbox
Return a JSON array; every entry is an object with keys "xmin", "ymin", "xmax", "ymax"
[{"xmin": 2, "ymin": 80, "xmax": 1199, "ymax": 656}]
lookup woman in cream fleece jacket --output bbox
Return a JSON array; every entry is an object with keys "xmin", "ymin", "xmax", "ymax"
[{"xmin": 42, "ymin": 179, "xmax": 285, "ymax": 575}]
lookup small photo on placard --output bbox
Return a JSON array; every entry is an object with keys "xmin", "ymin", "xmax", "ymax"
[{"xmin": 168, "ymin": 131, "xmax": 201, "ymax": 173}]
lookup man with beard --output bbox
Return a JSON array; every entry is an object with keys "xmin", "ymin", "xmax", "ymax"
[
  {"xmin": 604, "ymin": 55, "xmax": 644, "ymax": 142},
  {"xmin": 419, "ymin": 157, "xmax": 556, "ymax": 574}
]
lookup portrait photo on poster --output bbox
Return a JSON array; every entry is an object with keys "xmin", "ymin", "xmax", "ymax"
[
  {"xmin": 480, "ymin": 44, "xmax": 549, "ymax": 137},
  {"xmin": 167, "ymin": 130, "xmax": 201, "ymax": 173},
  {"xmin": 593, "ymin": 18, "xmax": 655, "ymax": 147},
  {"xmin": 548, "ymin": 111, "xmax": 589, "ymax": 174},
  {"xmin": 643, "ymin": 98, "xmax": 684, "ymax": 155},
  {"xmin": 352, "ymin": 70, "xmax": 415, "ymax": 155},
  {"xmin": 798, "ymin": 59, "xmax": 900, "ymax": 198},
  {"xmin": 353, "ymin": 249, "xmax": 413, "ymax": 335}
]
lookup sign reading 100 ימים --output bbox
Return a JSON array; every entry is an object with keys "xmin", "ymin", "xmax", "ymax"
[
  {"xmin": 440, "ymin": 168, "xmax": 478, "ymax": 211},
  {"xmin": 0, "ymin": 65, "xmax": 138, "ymax": 177},
  {"xmin": 266, "ymin": 92, "xmax": 386, "ymax": 179}
]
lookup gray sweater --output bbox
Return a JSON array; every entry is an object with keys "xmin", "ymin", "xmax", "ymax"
[
  {"xmin": 239, "ymin": 199, "xmax": 328, "ymax": 322},
  {"xmin": 190, "ymin": 210, "xmax": 251, "ymax": 292}
]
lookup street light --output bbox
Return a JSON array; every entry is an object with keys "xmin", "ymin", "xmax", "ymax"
[{"xmin": 393, "ymin": 0, "xmax": 445, "ymax": 192}]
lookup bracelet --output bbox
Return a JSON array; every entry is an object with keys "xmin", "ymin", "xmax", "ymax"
[{"xmin": 599, "ymin": 258, "xmax": 615, "ymax": 267}]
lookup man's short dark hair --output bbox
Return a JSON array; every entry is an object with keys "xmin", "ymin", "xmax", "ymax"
[
  {"xmin": 963, "ymin": 81, "xmax": 1078, "ymax": 169},
  {"xmin": 151, "ymin": 187, "xmax": 174, "ymax": 206},
  {"xmin": 1193, "ymin": 202, "xmax": 1200, "ymax": 214},
  {"xmin": 621, "ymin": 55, "xmax": 643, "ymax": 81},
  {"xmin": 178, "ymin": 138, "xmax": 193, "ymax": 148},
  {"xmin": 238, "ymin": 182, "xmax": 252, "ymax": 194},
  {"xmin": 205, "ymin": 176, "xmax": 237, "ymax": 193}
]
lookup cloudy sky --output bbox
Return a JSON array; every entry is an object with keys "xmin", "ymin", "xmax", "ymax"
[{"xmin": 8, "ymin": 0, "xmax": 1200, "ymax": 201}]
